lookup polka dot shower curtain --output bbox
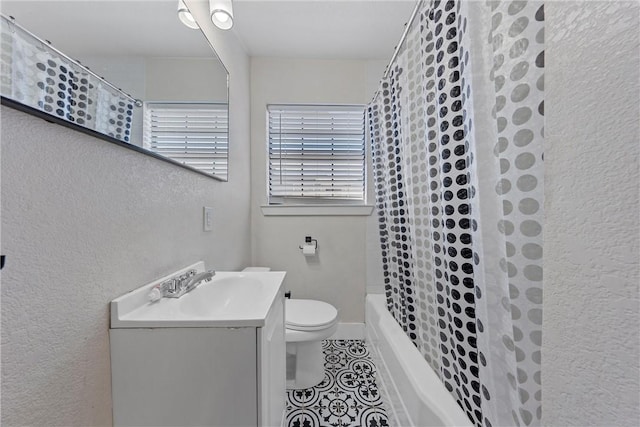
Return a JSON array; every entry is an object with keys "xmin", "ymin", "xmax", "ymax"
[
  {"xmin": 0, "ymin": 15, "xmax": 134, "ymax": 143},
  {"xmin": 368, "ymin": 1, "xmax": 544, "ymax": 426}
]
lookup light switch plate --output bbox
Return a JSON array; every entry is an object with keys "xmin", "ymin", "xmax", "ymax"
[{"xmin": 203, "ymin": 207, "xmax": 213, "ymax": 231}]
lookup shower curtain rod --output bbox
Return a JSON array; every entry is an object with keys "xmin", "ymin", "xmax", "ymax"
[
  {"xmin": 371, "ymin": 0, "xmax": 424, "ymax": 104},
  {"xmin": 383, "ymin": 0, "xmax": 424, "ymax": 79},
  {"xmin": 1, "ymin": 14, "xmax": 142, "ymax": 107}
]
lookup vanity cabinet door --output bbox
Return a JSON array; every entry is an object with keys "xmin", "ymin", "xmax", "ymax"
[
  {"xmin": 111, "ymin": 327, "xmax": 257, "ymax": 427},
  {"xmin": 258, "ymin": 293, "xmax": 286, "ymax": 427}
]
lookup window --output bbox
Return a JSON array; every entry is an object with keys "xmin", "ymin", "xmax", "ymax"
[
  {"xmin": 267, "ymin": 104, "xmax": 366, "ymax": 204},
  {"xmin": 144, "ymin": 102, "xmax": 228, "ymax": 179}
]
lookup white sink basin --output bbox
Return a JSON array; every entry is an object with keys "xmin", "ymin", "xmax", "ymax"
[
  {"xmin": 178, "ymin": 276, "xmax": 272, "ymax": 318},
  {"xmin": 111, "ymin": 263, "xmax": 286, "ymax": 328}
]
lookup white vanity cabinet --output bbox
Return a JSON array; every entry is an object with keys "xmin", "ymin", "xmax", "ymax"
[
  {"xmin": 109, "ymin": 267, "xmax": 286, "ymax": 427},
  {"xmin": 258, "ymin": 289, "xmax": 286, "ymax": 426}
]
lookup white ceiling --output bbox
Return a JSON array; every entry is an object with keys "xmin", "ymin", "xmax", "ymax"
[
  {"xmin": 232, "ymin": 0, "xmax": 416, "ymax": 59},
  {"xmin": 0, "ymin": 1, "xmax": 213, "ymax": 58},
  {"xmin": 0, "ymin": 0, "xmax": 416, "ymax": 60}
]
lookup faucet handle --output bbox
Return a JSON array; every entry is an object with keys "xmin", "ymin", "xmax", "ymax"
[
  {"xmin": 150, "ymin": 269, "xmax": 213, "ymax": 300},
  {"xmin": 149, "ymin": 278, "xmax": 176, "ymax": 302},
  {"xmin": 148, "ymin": 286, "xmax": 163, "ymax": 302},
  {"xmin": 173, "ymin": 270, "xmax": 194, "ymax": 292},
  {"xmin": 160, "ymin": 278, "xmax": 177, "ymax": 293}
]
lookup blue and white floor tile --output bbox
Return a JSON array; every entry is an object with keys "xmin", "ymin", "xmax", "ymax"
[{"xmin": 285, "ymin": 340, "xmax": 389, "ymax": 427}]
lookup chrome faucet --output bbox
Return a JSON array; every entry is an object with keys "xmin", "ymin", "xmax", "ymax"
[
  {"xmin": 183, "ymin": 270, "xmax": 216, "ymax": 293},
  {"xmin": 148, "ymin": 269, "xmax": 216, "ymax": 301}
]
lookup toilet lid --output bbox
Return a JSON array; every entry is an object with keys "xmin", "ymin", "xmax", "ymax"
[{"xmin": 286, "ymin": 299, "xmax": 338, "ymax": 331}]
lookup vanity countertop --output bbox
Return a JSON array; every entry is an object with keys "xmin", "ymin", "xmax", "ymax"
[{"xmin": 111, "ymin": 266, "xmax": 286, "ymax": 328}]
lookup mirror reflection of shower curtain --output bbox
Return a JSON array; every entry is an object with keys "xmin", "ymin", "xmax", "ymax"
[
  {"xmin": 368, "ymin": 1, "xmax": 544, "ymax": 426},
  {"xmin": 0, "ymin": 16, "xmax": 134, "ymax": 143}
]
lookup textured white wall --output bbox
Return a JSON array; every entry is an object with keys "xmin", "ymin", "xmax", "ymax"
[
  {"xmin": 0, "ymin": 14, "xmax": 251, "ymax": 427},
  {"xmin": 250, "ymin": 58, "xmax": 384, "ymax": 323},
  {"xmin": 543, "ymin": 1, "xmax": 640, "ymax": 425}
]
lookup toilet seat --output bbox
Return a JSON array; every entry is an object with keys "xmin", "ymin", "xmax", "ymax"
[{"xmin": 286, "ymin": 299, "xmax": 338, "ymax": 332}]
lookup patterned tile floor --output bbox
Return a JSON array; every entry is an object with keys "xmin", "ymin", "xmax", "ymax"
[{"xmin": 285, "ymin": 340, "xmax": 389, "ymax": 427}]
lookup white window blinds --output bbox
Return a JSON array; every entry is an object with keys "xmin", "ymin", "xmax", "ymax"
[
  {"xmin": 144, "ymin": 102, "xmax": 228, "ymax": 179},
  {"xmin": 268, "ymin": 104, "xmax": 366, "ymax": 203}
]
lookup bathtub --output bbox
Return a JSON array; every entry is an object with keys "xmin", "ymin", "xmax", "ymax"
[{"xmin": 365, "ymin": 294, "xmax": 473, "ymax": 427}]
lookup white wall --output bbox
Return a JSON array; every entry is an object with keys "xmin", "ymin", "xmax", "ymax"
[
  {"xmin": 145, "ymin": 57, "xmax": 228, "ymax": 102},
  {"xmin": 543, "ymin": 1, "xmax": 640, "ymax": 425},
  {"xmin": 83, "ymin": 56, "xmax": 228, "ymax": 103},
  {"xmin": 81, "ymin": 56, "xmax": 147, "ymax": 99},
  {"xmin": 250, "ymin": 58, "xmax": 385, "ymax": 324},
  {"xmin": 0, "ymin": 9, "xmax": 250, "ymax": 427},
  {"xmin": 82, "ymin": 55, "xmax": 228, "ymax": 146}
]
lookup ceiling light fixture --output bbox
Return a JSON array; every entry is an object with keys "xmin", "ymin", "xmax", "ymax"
[
  {"xmin": 209, "ymin": 0, "xmax": 234, "ymax": 30},
  {"xmin": 177, "ymin": 0, "xmax": 199, "ymax": 29}
]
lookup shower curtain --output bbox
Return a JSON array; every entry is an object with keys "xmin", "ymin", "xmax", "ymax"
[
  {"xmin": 368, "ymin": 1, "xmax": 544, "ymax": 426},
  {"xmin": 0, "ymin": 15, "xmax": 134, "ymax": 143}
]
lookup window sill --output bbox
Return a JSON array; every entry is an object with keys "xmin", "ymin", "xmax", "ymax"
[{"xmin": 261, "ymin": 204, "xmax": 374, "ymax": 217}]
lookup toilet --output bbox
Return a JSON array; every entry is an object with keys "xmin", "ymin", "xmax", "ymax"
[
  {"xmin": 286, "ymin": 298, "xmax": 339, "ymax": 389},
  {"xmin": 243, "ymin": 267, "xmax": 339, "ymax": 389}
]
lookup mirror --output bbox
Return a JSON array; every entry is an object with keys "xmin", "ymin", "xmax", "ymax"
[{"xmin": 0, "ymin": 0, "xmax": 229, "ymax": 181}]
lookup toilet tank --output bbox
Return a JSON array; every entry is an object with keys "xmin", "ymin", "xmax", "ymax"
[{"xmin": 243, "ymin": 267, "xmax": 271, "ymax": 272}]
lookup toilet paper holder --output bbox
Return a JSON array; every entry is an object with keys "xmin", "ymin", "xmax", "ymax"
[{"xmin": 299, "ymin": 236, "xmax": 318, "ymax": 250}]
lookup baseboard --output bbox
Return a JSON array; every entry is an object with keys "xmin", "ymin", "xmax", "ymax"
[{"xmin": 329, "ymin": 322, "xmax": 365, "ymax": 340}]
